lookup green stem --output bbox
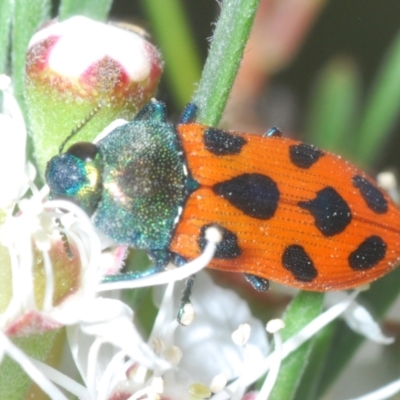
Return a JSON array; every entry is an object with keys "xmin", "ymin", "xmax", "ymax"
[
  {"xmin": 269, "ymin": 292, "xmax": 324, "ymax": 400},
  {"xmin": 142, "ymin": 0, "xmax": 202, "ymax": 109},
  {"xmin": 0, "ymin": 0, "xmax": 12, "ymax": 74},
  {"xmin": 192, "ymin": 0, "xmax": 260, "ymax": 125},
  {"xmin": 293, "ymin": 323, "xmax": 336, "ymax": 400},
  {"xmin": 355, "ymin": 29, "xmax": 400, "ymax": 165},
  {"xmin": 304, "ymin": 57, "xmax": 360, "ymax": 156}
]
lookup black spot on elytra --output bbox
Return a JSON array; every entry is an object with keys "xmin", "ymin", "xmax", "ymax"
[
  {"xmin": 282, "ymin": 245, "xmax": 318, "ymax": 282},
  {"xmin": 348, "ymin": 235, "xmax": 387, "ymax": 270},
  {"xmin": 198, "ymin": 224, "xmax": 242, "ymax": 259},
  {"xmin": 289, "ymin": 143, "xmax": 324, "ymax": 169},
  {"xmin": 213, "ymin": 173, "xmax": 280, "ymax": 219},
  {"xmin": 352, "ymin": 175, "xmax": 388, "ymax": 214},
  {"xmin": 204, "ymin": 128, "xmax": 247, "ymax": 155},
  {"xmin": 299, "ymin": 186, "xmax": 352, "ymax": 236}
]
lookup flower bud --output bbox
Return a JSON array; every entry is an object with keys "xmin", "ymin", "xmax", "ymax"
[{"xmin": 25, "ymin": 16, "xmax": 163, "ymax": 175}]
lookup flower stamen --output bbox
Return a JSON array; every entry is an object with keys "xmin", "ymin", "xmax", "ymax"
[
  {"xmin": 30, "ymin": 358, "xmax": 88, "ymax": 399},
  {"xmin": 97, "ymin": 225, "xmax": 222, "ymax": 292},
  {"xmin": 257, "ymin": 319, "xmax": 285, "ymax": 400}
]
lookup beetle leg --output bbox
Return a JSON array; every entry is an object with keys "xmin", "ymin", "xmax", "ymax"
[
  {"xmin": 179, "ymin": 103, "xmax": 198, "ymax": 124},
  {"xmin": 134, "ymin": 99, "xmax": 167, "ymax": 122},
  {"xmin": 264, "ymin": 126, "xmax": 282, "ymax": 137},
  {"xmin": 243, "ymin": 273, "xmax": 270, "ymax": 292},
  {"xmin": 177, "ymin": 274, "xmax": 196, "ymax": 325},
  {"xmin": 170, "ymin": 252, "xmax": 188, "ymax": 267}
]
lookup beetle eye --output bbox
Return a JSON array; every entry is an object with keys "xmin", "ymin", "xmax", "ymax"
[{"xmin": 66, "ymin": 142, "xmax": 98, "ymax": 161}]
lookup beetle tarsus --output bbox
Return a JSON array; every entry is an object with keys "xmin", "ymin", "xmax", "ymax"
[
  {"xmin": 177, "ymin": 274, "xmax": 196, "ymax": 325},
  {"xmin": 170, "ymin": 252, "xmax": 188, "ymax": 267},
  {"xmin": 264, "ymin": 126, "xmax": 282, "ymax": 138},
  {"xmin": 179, "ymin": 103, "xmax": 198, "ymax": 124},
  {"xmin": 244, "ymin": 273, "xmax": 270, "ymax": 292},
  {"xmin": 134, "ymin": 99, "xmax": 167, "ymax": 122}
]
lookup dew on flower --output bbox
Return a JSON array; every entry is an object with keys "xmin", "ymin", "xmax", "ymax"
[{"xmin": 178, "ymin": 302, "xmax": 195, "ymax": 326}]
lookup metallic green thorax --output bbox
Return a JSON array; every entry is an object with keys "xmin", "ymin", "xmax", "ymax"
[
  {"xmin": 94, "ymin": 113, "xmax": 187, "ymax": 250},
  {"xmin": 46, "ymin": 101, "xmax": 197, "ymax": 262}
]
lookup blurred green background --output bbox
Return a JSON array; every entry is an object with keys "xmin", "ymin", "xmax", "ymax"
[{"xmin": 107, "ymin": 0, "xmax": 400, "ymax": 172}]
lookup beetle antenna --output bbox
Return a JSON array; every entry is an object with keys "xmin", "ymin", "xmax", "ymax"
[
  {"xmin": 58, "ymin": 103, "xmax": 103, "ymax": 154},
  {"xmin": 55, "ymin": 218, "xmax": 74, "ymax": 259}
]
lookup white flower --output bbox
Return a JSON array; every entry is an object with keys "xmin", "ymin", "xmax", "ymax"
[
  {"xmin": 67, "ymin": 270, "xmax": 269, "ymax": 400},
  {"xmin": 151, "ymin": 272, "xmax": 269, "ymax": 399},
  {"xmin": 0, "ymin": 195, "xmax": 103, "ymax": 333},
  {"xmin": 0, "ymin": 75, "xmax": 29, "ymax": 209},
  {"xmin": 213, "ymin": 289, "xmax": 364, "ymax": 399},
  {"xmin": 66, "ymin": 297, "xmax": 168, "ymax": 400}
]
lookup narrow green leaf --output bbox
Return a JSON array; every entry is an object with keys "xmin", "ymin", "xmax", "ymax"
[
  {"xmin": 142, "ymin": 0, "xmax": 202, "ymax": 109},
  {"xmin": 13, "ymin": 0, "xmax": 51, "ymax": 115},
  {"xmin": 304, "ymin": 57, "xmax": 360, "ymax": 155},
  {"xmin": 316, "ymin": 267, "xmax": 400, "ymax": 395},
  {"xmin": 293, "ymin": 324, "xmax": 336, "ymax": 400},
  {"xmin": 192, "ymin": 0, "xmax": 260, "ymax": 125},
  {"xmin": 268, "ymin": 292, "xmax": 324, "ymax": 400},
  {"xmin": 59, "ymin": 0, "xmax": 112, "ymax": 21},
  {"xmin": 0, "ymin": 0, "xmax": 12, "ymax": 74},
  {"xmin": 356, "ymin": 29, "xmax": 400, "ymax": 165}
]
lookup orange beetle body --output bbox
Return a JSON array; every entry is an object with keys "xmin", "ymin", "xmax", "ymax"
[
  {"xmin": 46, "ymin": 100, "xmax": 400, "ymax": 291},
  {"xmin": 171, "ymin": 122, "xmax": 400, "ymax": 291}
]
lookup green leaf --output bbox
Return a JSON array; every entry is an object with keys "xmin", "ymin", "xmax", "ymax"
[
  {"xmin": 192, "ymin": 0, "xmax": 260, "ymax": 125},
  {"xmin": 268, "ymin": 292, "xmax": 324, "ymax": 400},
  {"xmin": 355, "ymin": 29, "xmax": 400, "ymax": 165},
  {"xmin": 0, "ymin": 0, "xmax": 12, "ymax": 74},
  {"xmin": 13, "ymin": 0, "xmax": 51, "ymax": 116},
  {"xmin": 293, "ymin": 324, "xmax": 336, "ymax": 400},
  {"xmin": 142, "ymin": 0, "xmax": 202, "ymax": 109},
  {"xmin": 59, "ymin": 0, "xmax": 112, "ymax": 21},
  {"xmin": 304, "ymin": 57, "xmax": 360, "ymax": 155},
  {"xmin": 0, "ymin": 330, "xmax": 59, "ymax": 400}
]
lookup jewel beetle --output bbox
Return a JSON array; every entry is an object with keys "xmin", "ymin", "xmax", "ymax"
[{"xmin": 45, "ymin": 100, "xmax": 400, "ymax": 291}]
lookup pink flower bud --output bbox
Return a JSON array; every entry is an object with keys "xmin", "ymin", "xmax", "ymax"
[{"xmin": 25, "ymin": 16, "xmax": 164, "ymax": 176}]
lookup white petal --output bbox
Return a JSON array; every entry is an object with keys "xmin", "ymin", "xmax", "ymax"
[
  {"xmin": 66, "ymin": 297, "xmax": 167, "ymax": 391},
  {"xmin": 0, "ymin": 96, "xmax": 26, "ymax": 208},
  {"xmin": 344, "ymin": 303, "xmax": 394, "ymax": 344},
  {"xmin": 159, "ymin": 272, "xmax": 269, "ymax": 398}
]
